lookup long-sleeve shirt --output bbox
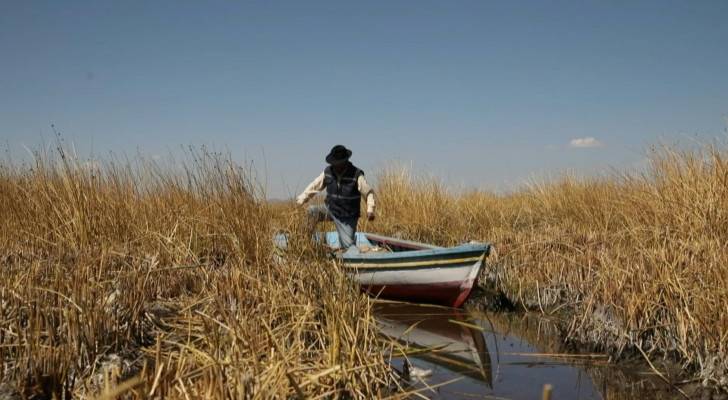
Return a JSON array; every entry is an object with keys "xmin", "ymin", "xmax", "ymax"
[{"xmin": 296, "ymin": 172, "xmax": 376, "ymax": 214}]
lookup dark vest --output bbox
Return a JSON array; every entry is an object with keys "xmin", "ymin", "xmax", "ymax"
[{"xmin": 324, "ymin": 163, "xmax": 364, "ymax": 219}]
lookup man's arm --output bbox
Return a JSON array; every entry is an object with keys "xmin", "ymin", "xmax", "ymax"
[
  {"xmin": 296, "ymin": 172, "xmax": 325, "ymax": 205},
  {"xmin": 357, "ymin": 174, "xmax": 376, "ymax": 219}
]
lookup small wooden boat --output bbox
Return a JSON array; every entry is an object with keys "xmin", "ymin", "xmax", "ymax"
[{"xmin": 275, "ymin": 231, "xmax": 491, "ymax": 308}]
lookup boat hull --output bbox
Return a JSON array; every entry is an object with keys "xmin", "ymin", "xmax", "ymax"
[
  {"xmin": 343, "ymin": 245, "xmax": 486, "ymax": 308},
  {"xmin": 359, "ymin": 280, "xmax": 474, "ymax": 309}
]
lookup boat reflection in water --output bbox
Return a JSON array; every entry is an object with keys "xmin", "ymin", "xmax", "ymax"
[
  {"xmin": 375, "ymin": 302, "xmax": 680, "ymax": 400},
  {"xmin": 374, "ymin": 302, "xmax": 492, "ymax": 390}
]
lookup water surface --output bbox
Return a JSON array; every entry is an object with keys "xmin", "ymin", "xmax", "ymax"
[{"xmin": 375, "ymin": 302, "xmax": 681, "ymax": 400}]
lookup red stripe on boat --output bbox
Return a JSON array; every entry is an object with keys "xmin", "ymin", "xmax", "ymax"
[{"xmin": 362, "ymin": 279, "xmax": 477, "ymax": 308}]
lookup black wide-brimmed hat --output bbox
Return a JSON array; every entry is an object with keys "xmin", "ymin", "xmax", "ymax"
[{"xmin": 325, "ymin": 145, "xmax": 352, "ymax": 165}]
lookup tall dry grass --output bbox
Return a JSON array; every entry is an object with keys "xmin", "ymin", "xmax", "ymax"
[
  {"xmin": 0, "ymin": 147, "xmax": 392, "ymax": 398},
  {"xmin": 370, "ymin": 144, "xmax": 728, "ymax": 387}
]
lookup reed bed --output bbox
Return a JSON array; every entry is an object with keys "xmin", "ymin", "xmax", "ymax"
[
  {"xmin": 0, "ymin": 148, "xmax": 393, "ymax": 398},
  {"xmin": 369, "ymin": 144, "xmax": 728, "ymax": 389},
  {"xmin": 479, "ymin": 311, "xmax": 685, "ymax": 399}
]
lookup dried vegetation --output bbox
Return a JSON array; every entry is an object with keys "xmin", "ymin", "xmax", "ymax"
[
  {"xmin": 0, "ymin": 148, "xmax": 393, "ymax": 399},
  {"xmin": 370, "ymin": 144, "xmax": 728, "ymax": 388}
]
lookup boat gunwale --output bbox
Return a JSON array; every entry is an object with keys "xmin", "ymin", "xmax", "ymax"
[
  {"xmin": 363, "ymin": 232, "xmax": 443, "ymax": 250},
  {"xmin": 342, "ymin": 257, "xmax": 483, "ymax": 270},
  {"xmin": 343, "ymin": 241, "xmax": 491, "ymax": 263}
]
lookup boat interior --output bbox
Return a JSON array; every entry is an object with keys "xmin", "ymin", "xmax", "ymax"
[{"xmin": 322, "ymin": 231, "xmax": 442, "ymax": 253}]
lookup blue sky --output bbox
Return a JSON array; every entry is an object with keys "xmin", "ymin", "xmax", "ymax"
[{"xmin": 1, "ymin": 1, "xmax": 727, "ymax": 197}]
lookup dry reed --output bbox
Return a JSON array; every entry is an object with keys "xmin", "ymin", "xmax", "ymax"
[
  {"xmin": 369, "ymin": 143, "xmax": 728, "ymax": 389},
  {"xmin": 0, "ymin": 147, "xmax": 393, "ymax": 398}
]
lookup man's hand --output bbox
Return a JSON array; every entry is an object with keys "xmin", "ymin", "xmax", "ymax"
[{"xmin": 367, "ymin": 212, "xmax": 375, "ymax": 221}]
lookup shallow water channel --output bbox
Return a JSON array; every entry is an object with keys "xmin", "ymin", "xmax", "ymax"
[{"xmin": 374, "ymin": 302, "xmax": 681, "ymax": 400}]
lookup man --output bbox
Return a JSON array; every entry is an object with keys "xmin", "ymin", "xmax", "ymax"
[{"xmin": 296, "ymin": 145, "xmax": 375, "ymax": 250}]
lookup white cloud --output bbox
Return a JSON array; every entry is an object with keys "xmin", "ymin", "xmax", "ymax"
[{"xmin": 569, "ymin": 137, "xmax": 604, "ymax": 148}]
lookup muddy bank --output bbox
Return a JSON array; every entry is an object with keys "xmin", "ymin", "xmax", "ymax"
[{"xmin": 472, "ymin": 267, "xmax": 728, "ymax": 397}]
